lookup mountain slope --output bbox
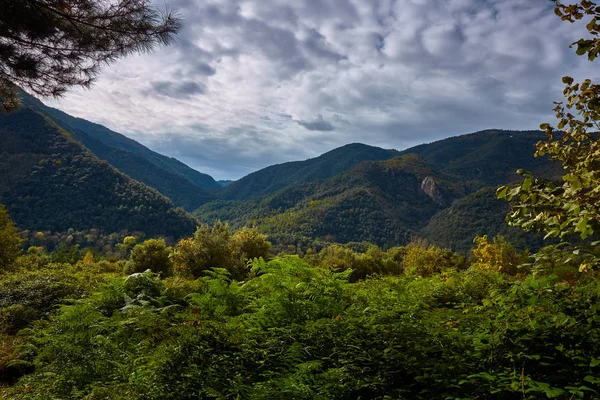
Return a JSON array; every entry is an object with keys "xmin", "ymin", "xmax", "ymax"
[
  {"xmin": 197, "ymin": 154, "xmax": 463, "ymax": 247},
  {"xmin": 401, "ymin": 129, "xmax": 563, "ymax": 187},
  {"xmin": 424, "ymin": 187, "xmax": 545, "ymax": 253},
  {"xmin": 19, "ymin": 93, "xmax": 218, "ymax": 210},
  {"xmin": 197, "ymin": 130, "xmax": 563, "ymax": 251},
  {"xmin": 0, "ymin": 106, "xmax": 197, "ymax": 238},
  {"xmin": 219, "ymin": 143, "xmax": 401, "ymax": 200}
]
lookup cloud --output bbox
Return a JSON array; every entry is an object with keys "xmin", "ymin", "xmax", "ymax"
[
  {"xmin": 45, "ymin": 0, "xmax": 600, "ymax": 180},
  {"xmin": 297, "ymin": 115, "xmax": 335, "ymax": 131},
  {"xmin": 151, "ymin": 80, "xmax": 206, "ymax": 98}
]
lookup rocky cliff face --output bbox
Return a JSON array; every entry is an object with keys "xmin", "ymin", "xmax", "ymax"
[{"xmin": 421, "ymin": 176, "xmax": 449, "ymax": 207}]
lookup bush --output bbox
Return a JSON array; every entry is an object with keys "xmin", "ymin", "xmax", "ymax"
[
  {"xmin": 471, "ymin": 235, "xmax": 529, "ymax": 275},
  {"xmin": 233, "ymin": 227, "xmax": 272, "ymax": 262},
  {"xmin": 127, "ymin": 238, "xmax": 172, "ymax": 277},
  {"xmin": 173, "ymin": 222, "xmax": 244, "ymax": 279},
  {"xmin": 314, "ymin": 244, "xmax": 404, "ymax": 281},
  {"xmin": 402, "ymin": 240, "xmax": 466, "ymax": 277}
]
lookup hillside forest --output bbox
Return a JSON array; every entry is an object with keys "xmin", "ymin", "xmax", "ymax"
[{"xmin": 2, "ymin": 0, "xmax": 600, "ymax": 399}]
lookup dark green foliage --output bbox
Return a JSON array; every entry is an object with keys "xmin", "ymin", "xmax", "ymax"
[
  {"xmin": 49, "ymin": 243, "xmax": 82, "ymax": 264},
  {"xmin": 4, "ymin": 256, "xmax": 600, "ymax": 399},
  {"xmin": 220, "ymin": 143, "xmax": 401, "ymax": 200},
  {"xmin": 425, "ymin": 187, "xmax": 546, "ymax": 253},
  {"xmin": 0, "ymin": 203, "xmax": 22, "ymax": 271},
  {"xmin": 127, "ymin": 239, "xmax": 172, "ymax": 276},
  {"xmin": 0, "ymin": 106, "xmax": 197, "ymax": 238}
]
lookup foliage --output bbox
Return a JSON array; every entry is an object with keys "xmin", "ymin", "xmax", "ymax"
[
  {"xmin": 312, "ymin": 243, "xmax": 404, "ymax": 281},
  {"xmin": 553, "ymin": 0, "xmax": 600, "ymax": 61},
  {"xmin": 471, "ymin": 235, "xmax": 530, "ymax": 275},
  {"xmin": 0, "ymin": 259, "xmax": 119, "ymax": 384},
  {"xmin": 3, "ymin": 255, "xmax": 600, "ymax": 399},
  {"xmin": 127, "ymin": 239, "xmax": 172, "ymax": 277},
  {"xmin": 173, "ymin": 222, "xmax": 244, "ymax": 280},
  {"xmin": 401, "ymin": 239, "xmax": 466, "ymax": 277},
  {"xmin": 0, "ymin": 204, "xmax": 22, "ymax": 271},
  {"xmin": 0, "ymin": 0, "xmax": 180, "ymax": 112},
  {"xmin": 498, "ymin": 0, "xmax": 600, "ymax": 269},
  {"xmin": 233, "ymin": 227, "xmax": 272, "ymax": 262}
]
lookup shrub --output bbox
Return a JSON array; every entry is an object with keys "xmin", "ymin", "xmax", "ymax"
[
  {"xmin": 402, "ymin": 240, "xmax": 466, "ymax": 277},
  {"xmin": 471, "ymin": 235, "xmax": 529, "ymax": 275},
  {"xmin": 173, "ymin": 222, "xmax": 244, "ymax": 279},
  {"xmin": 127, "ymin": 238, "xmax": 172, "ymax": 277},
  {"xmin": 233, "ymin": 227, "xmax": 272, "ymax": 262}
]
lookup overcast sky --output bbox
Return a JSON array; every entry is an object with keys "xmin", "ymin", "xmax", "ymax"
[{"xmin": 46, "ymin": 0, "xmax": 599, "ymax": 180}]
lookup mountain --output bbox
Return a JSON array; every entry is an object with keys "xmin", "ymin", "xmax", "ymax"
[
  {"xmin": 401, "ymin": 129, "xmax": 563, "ymax": 188},
  {"xmin": 196, "ymin": 154, "xmax": 464, "ymax": 247},
  {"xmin": 219, "ymin": 143, "xmax": 401, "ymax": 200},
  {"xmin": 217, "ymin": 180, "xmax": 234, "ymax": 187},
  {"xmin": 19, "ymin": 93, "xmax": 218, "ymax": 210},
  {"xmin": 195, "ymin": 130, "xmax": 562, "ymax": 252},
  {"xmin": 0, "ymin": 106, "xmax": 197, "ymax": 238},
  {"xmin": 423, "ymin": 187, "xmax": 545, "ymax": 253}
]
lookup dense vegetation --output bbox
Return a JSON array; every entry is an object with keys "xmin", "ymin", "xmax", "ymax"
[
  {"xmin": 0, "ymin": 106, "xmax": 197, "ymax": 239},
  {"xmin": 2, "ymin": 1, "xmax": 600, "ymax": 398},
  {"xmin": 196, "ymin": 145, "xmax": 553, "ymax": 253},
  {"xmin": 197, "ymin": 155, "xmax": 459, "ymax": 250},
  {"xmin": 19, "ymin": 93, "xmax": 218, "ymax": 210},
  {"xmin": 425, "ymin": 187, "xmax": 546, "ymax": 253},
  {"xmin": 1, "ymin": 202, "xmax": 599, "ymax": 399}
]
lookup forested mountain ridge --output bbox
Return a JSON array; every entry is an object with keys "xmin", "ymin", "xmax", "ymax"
[
  {"xmin": 196, "ymin": 130, "xmax": 560, "ymax": 252},
  {"xmin": 18, "ymin": 92, "xmax": 218, "ymax": 210},
  {"xmin": 424, "ymin": 187, "xmax": 546, "ymax": 252},
  {"xmin": 196, "ymin": 154, "xmax": 466, "ymax": 247},
  {"xmin": 219, "ymin": 142, "xmax": 401, "ymax": 200},
  {"xmin": 0, "ymin": 106, "xmax": 197, "ymax": 238},
  {"xmin": 401, "ymin": 129, "xmax": 563, "ymax": 187}
]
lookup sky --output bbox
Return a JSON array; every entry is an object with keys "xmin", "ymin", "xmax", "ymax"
[{"xmin": 46, "ymin": 0, "xmax": 599, "ymax": 180}]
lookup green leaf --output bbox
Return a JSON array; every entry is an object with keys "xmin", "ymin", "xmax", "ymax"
[{"xmin": 497, "ymin": 186, "xmax": 509, "ymax": 199}]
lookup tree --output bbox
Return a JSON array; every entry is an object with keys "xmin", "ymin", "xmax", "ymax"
[
  {"xmin": 233, "ymin": 227, "xmax": 272, "ymax": 262},
  {"xmin": 471, "ymin": 235, "xmax": 528, "ymax": 275},
  {"xmin": 172, "ymin": 222, "xmax": 241, "ymax": 279},
  {"xmin": 498, "ymin": 0, "xmax": 600, "ymax": 269},
  {"xmin": 127, "ymin": 238, "xmax": 172, "ymax": 276},
  {"xmin": 0, "ymin": 203, "xmax": 23, "ymax": 271},
  {"xmin": 0, "ymin": 0, "xmax": 181, "ymax": 112}
]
